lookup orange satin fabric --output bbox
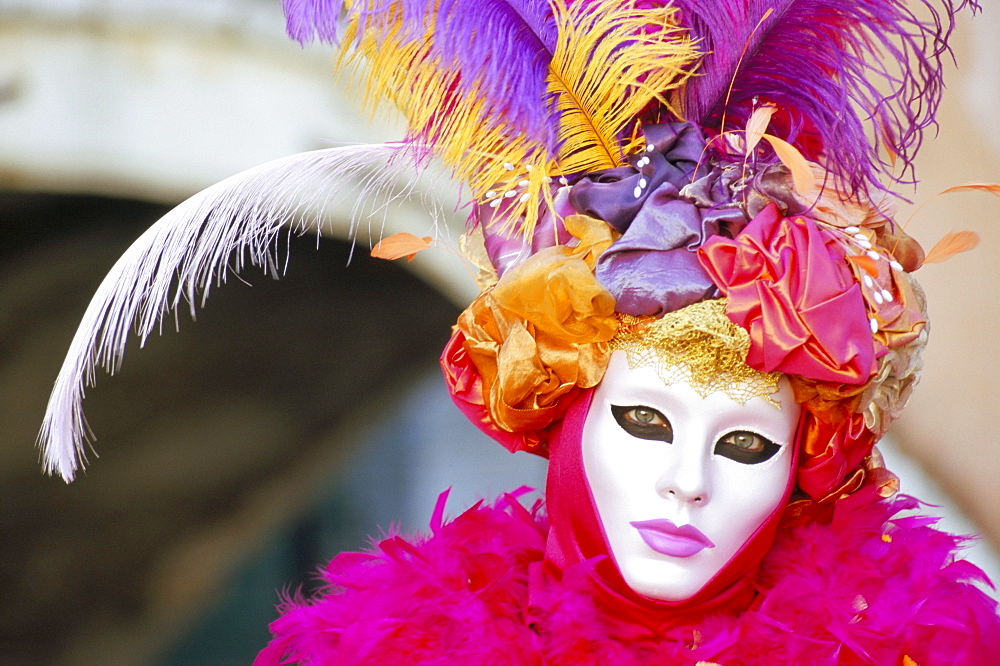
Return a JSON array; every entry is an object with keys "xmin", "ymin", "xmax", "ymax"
[{"xmin": 456, "ymin": 215, "xmax": 619, "ymax": 434}]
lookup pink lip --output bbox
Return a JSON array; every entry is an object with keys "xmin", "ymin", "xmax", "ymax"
[{"xmin": 630, "ymin": 519, "xmax": 715, "ymax": 558}]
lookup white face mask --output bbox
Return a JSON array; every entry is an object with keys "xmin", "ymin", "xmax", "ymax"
[{"xmin": 582, "ymin": 351, "xmax": 800, "ymax": 601}]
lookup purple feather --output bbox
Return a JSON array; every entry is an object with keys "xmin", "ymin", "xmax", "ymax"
[
  {"xmin": 282, "ymin": 0, "xmax": 345, "ymax": 45},
  {"xmin": 669, "ymin": 0, "xmax": 979, "ymax": 198},
  {"xmin": 284, "ymin": 0, "xmax": 560, "ymax": 145},
  {"xmin": 430, "ymin": 0, "xmax": 559, "ymax": 145}
]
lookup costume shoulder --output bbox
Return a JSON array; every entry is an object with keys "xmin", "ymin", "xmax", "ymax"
[
  {"xmin": 730, "ymin": 490, "xmax": 1000, "ymax": 665},
  {"xmin": 254, "ymin": 492, "xmax": 547, "ymax": 666},
  {"xmin": 256, "ymin": 489, "xmax": 1000, "ymax": 666}
]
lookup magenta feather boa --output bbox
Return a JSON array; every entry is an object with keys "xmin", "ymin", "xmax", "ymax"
[{"xmin": 256, "ymin": 489, "xmax": 999, "ymax": 665}]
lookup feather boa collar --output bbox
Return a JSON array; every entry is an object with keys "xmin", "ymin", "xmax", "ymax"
[{"xmin": 256, "ymin": 489, "xmax": 999, "ymax": 665}]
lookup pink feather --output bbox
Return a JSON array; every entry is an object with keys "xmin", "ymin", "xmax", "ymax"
[{"xmin": 257, "ymin": 489, "xmax": 1000, "ymax": 665}]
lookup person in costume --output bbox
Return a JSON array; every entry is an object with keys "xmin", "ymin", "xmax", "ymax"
[{"xmin": 34, "ymin": 0, "xmax": 1000, "ymax": 663}]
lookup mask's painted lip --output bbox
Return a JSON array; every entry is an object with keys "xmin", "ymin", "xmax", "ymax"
[{"xmin": 630, "ymin": 519, "xmax": 715, "ymax": 558}]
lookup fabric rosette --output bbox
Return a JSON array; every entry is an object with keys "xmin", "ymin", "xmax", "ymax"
[
  {"xmin": 699, "ymin": 203, "xmax": 881, "ymax": 386},
  {"xmin": 442, "ymin": 216, "xmax": 618, "ymax": 456}
]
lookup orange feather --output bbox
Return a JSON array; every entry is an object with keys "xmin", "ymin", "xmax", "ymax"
[
  {"xmin": 371, "ymin": 233, "xmax": 434, "ymax": 261},
  {"xmin": 922, "ymin": 231, "xmax": 979, "ymax": 265}
]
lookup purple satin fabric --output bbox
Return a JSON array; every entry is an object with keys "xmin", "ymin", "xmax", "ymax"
[
  {"xmin": 568, "ymin": 123, "xmax": 704, "ymax": 231},
  {"xmin": 569, "ymin": 122, "xmax": 748, "ymax": 316},
  {"xmin": 590, "ymin": 176, "xmax": 746, "ymax": 316},
  {"xmin": 476, "ymin": 187, "xmax": 575, "ymax": 278}
]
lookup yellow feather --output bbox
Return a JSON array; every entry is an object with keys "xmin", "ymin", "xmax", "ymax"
[
  {"xmin": 549, "ymin": 0, "xmax": 695, "ymax": 175},
  {"xmin": 340, "ymin": 0, "xmax": 700, "ymax": 236}
]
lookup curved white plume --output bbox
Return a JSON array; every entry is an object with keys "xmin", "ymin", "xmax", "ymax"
[{"xmin": 38, "ymin": 143, "xmax": 429, "ymax": 482}]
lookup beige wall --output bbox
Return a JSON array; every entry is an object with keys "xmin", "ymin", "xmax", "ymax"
[{"xmin": 894, "ymin": 8, "xmax": 1000, "ymax": 546}]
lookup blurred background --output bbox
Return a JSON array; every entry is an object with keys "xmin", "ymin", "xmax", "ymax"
[{"xmin": 0, "ymin": 1, "xmax": 997, "ymax": 663}]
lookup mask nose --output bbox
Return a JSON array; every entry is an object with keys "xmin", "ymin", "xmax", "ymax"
[{"xmin": 655, "ymin": 436, "xmax": 712, "ymax": 504}]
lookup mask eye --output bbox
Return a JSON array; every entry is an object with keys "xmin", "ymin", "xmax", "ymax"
[
  {"xmin": 611, "ymin": 405, "xmax": 673, "ymax": 442},
  {"xmin": 714, "ymin": 431, "xmax": 779, "ymax": 464}
]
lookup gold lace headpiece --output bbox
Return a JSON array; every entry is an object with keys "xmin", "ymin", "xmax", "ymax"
[{"xmin": 611, "ymin": 300, "xmax": 781, "ymax": 406}]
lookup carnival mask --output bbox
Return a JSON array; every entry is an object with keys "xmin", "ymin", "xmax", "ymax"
[{"xmin": 582, "ymin": 351, "xmax": 800, "ymax": 601}]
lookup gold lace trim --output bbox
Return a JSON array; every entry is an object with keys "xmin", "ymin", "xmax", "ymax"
[{"xmin": 610, "ymin": 300, "xmax": 782, "ymax": 406}]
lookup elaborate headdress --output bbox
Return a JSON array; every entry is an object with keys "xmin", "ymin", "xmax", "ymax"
[
  {"xmin": 426, "ymin": 0, "xmax": 973, "ymax": 512},
  {"xmin": 38, "ymin": 0, "xmax": 980, "ymax": 511}
]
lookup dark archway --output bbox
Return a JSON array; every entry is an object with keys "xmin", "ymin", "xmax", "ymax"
[{"xmin": 0, "ymin": 191, "xmax": 461, "ymax": 662}]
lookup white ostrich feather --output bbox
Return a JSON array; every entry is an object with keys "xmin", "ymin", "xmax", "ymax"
[{"xmin": 38, "ymin": 142, "xmax": 433, "ymax": 482}]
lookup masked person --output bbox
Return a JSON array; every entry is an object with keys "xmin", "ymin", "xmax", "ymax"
[{"xmin": 37, "ymin": 1, "xmax": 1000, "ymax": 663}]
